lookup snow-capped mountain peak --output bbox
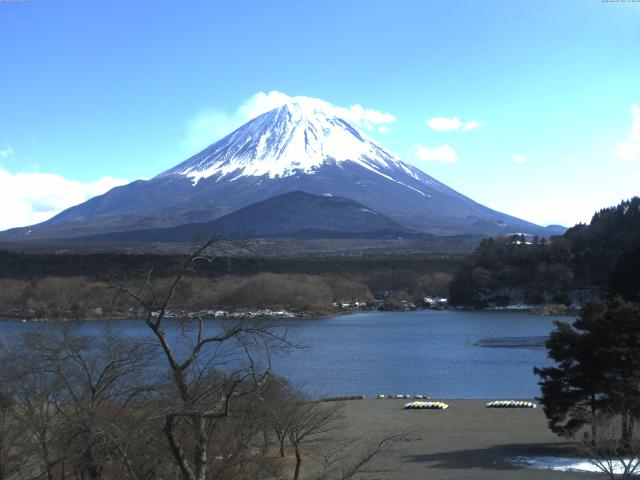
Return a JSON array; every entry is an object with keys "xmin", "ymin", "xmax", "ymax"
[
  {"xmin": 158, "ymin": 99, "xmax": 415, "ymax": 184},
  {"xmin": 0, "ymin": 95, "xmax": 556, "ymax": 240}
]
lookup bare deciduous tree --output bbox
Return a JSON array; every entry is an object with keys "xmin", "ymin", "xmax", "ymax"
[
  {"xmin": 113, "ymin": 240, "xmax": 292, "ymax": 480},
  {"xmin": 308, "ymin": 433, "xmax": 406, "ymax": 480},
  {"xmin": 9, "ymin": 363, "xmax": 62, "ymax": 480},
  {"xmin": 0, "ymin": 239, "xmax": 405, "ymax": 480},
  {"xmin": 0, "ymin": 388, "xmax": 23, "ymax": 480},
  {"xmin": 582, "ymin": 412, "xmax": 640, "ymax": 480},
  {"xmin": 287, "ymin": 400, "xmax": 340, "ymax": 480},
  {"xmin": 257, "ymin": 376, "xmax": 298, "ymax": 458},
  {"xmin": 4, "ymin": 327, "xmax": 157, "ymax": 480}
]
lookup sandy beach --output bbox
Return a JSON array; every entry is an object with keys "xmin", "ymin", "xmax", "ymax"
[{"xmin": 322, "ymin": 399, "xmax": 604, "ymax": 479}]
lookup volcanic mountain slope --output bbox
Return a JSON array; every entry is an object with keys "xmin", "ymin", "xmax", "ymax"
[
  {"xmin": 77, "ymin": 191, "xmax": 419, "ymax": 242},
  {"xmin": 0, "ymin": 98, "xmax": 564, "ymax": 241}
]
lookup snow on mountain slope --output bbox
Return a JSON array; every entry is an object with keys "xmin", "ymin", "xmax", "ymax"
[
  {"xmin": 157, "ymin": 98, "xmax": 446, "ymax": 197},
  {"xmin": 0, "ymin": 96, "xmax": 561, "ymax": 241}
]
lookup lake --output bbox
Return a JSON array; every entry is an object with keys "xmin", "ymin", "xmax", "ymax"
[{"xmin": 0, "ymin": 310, "xmax": 564, "ymax": 399}]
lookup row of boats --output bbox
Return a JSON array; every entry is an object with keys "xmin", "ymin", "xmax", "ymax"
[
  {"xmin": 403, "ymin": 400, "xmax": 538, "ymax": 410},
  {"xmin": 486, "ymin": 400, "xmax": 537, "ymax": 408},
  {"xmin": 404, "ymin": 401, "xmax": 449, "ymax": 409}
]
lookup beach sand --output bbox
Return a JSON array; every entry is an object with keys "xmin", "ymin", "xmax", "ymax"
[{"xmin": 319, "ymin": 399, "xmax": 603, "ymax": 479}]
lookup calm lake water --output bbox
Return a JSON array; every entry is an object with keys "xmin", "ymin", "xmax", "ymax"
[{"xmin": 0, "ymin": 310, "xmax": 565, "ymax": 399}]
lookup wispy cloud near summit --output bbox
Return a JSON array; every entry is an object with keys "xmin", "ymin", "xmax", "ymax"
[
  {"xmin": 182, "ymin": 91, "xmax": 397, "ymax": 154},
  {"xmin": 425, "ymin": 116, "xmax": 482, "ymax": 132}
]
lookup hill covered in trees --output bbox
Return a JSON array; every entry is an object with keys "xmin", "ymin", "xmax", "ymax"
[{"xmin": 449, "ymin": 197, "xmax": 640, "ymax": 307}]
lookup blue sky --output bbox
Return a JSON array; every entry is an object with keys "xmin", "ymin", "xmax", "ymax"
[{"xmin": 0, "ymin": 0, "xmax": 639, "ymax": 229}]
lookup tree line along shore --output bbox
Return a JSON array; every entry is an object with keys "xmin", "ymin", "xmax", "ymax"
[
  {"xmin": 0, "ymin": 251, "xmax": 458, "ymax": 320},
  {"xmin": 0, "ymin": 197, "xmax": 638, "ymax": 321}
]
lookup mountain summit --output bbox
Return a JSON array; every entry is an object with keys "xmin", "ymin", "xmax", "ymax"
[
  {"xmin": 0, "ymin": 98, "xmax": 564, "ymax": 241},
  {"xmin": 158, "ymin": 99, "xmax": 434, "ymax": 193}
]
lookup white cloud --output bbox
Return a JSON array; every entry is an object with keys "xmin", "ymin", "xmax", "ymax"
[
  {"xmin": 0, "ymin": 167, "xmax": 129, "ymax": 230},
  {"xmin": 513, "ymin": 154, "xmax": 526, "ymax": 164},
  {"xmin": 413, "ymin": 144, "xmax": 458, "ymax": 163},
  {"xmin": 0, "ymin": 147, "xmax": 12, "ymax": 160},
  {"xmin": 182, "ymin": 91, "xmax": 397, "ymax": 153},
  {"xmin": 234, "ymin": 90, "xmax": 296, "ymax": 121},
  {"xmin": 461, "ymin": 120, "xmax": 482, "ymax": 131},
  {"xmin": 617, "ymin": 104, "xmax": 640, "ymax": 161},
  {"xmin": 567, "ymin": 156, "xmax": 577, "ymax": 163},
  {"xmin": 425, "ymin": 116, "xmax": 482, "ymax": 132},
  {"xmin": 334, "ymin": 102, "xmax": 396, "ymax": 131},
  {"xmin": 182, "ymin": 109, "xmax": 240, "ymax": 154}
]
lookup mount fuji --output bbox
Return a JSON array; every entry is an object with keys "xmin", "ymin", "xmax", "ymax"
[{"xmin": 0, "ymin": 98, "xmax": 563, "ymax": 241}]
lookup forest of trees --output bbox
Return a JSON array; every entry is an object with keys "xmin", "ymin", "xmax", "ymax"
[
  {"xmin": 449, "ymin": 197, "xmax": 640, "ymax": 307},
  {"xmin": 0, "ymin": 249, "xmax": 460, "ymax": 319},
  {"xmin": 0, "ymin": 326, "xmax": 400, "ymax": 480},
  {"xmin": 0, "ymin": 243, "xmax": 400, "ymax": 480}
]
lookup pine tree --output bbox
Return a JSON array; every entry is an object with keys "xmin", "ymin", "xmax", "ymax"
[{"xmin": 534, "ymin": 299, "xmax": 640, "ymax": 447}]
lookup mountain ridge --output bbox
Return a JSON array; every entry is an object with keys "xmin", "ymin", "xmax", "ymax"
[
  {"xmin": 0, "ymin": 98, "xmax": 565, "ymax": 241},
  {"xmin": 74, "ymin": 191, "xmax": 419, "ymax": 243}
]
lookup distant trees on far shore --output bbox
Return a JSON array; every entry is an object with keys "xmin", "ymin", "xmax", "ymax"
[
  {"xmin": 0, "ymin": 247, "xmax": 462, "ymax": 319},
  {"xmin": 449, "ymin": 197, "xmax": 640, "ymax": 307},
  {"xmin": 0, "ymin": 273, "xmax": 375, "ymax": 319}
]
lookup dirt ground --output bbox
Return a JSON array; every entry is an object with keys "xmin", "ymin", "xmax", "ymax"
[{"xmin": 318, "ymin": 399, "xmax": 606, "ymax": 480}]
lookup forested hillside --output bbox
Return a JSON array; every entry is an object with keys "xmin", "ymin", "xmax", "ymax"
[{"xmin": 449, "ymin": 197, "xmax": 640, "ymax": 307}]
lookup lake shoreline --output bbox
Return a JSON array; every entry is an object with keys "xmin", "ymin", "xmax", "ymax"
[
  {"xmin": 0, "ymin": 302, "xmax": 577, "ymax": 323},
  {"xmin": 0, "ymin": 307, "xmax": 361, "ymax": 323}
]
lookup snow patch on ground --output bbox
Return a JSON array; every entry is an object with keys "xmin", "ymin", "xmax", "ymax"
[{"xmin": 507, "ymin": 455, "xmax": 640, "ymax": 475}]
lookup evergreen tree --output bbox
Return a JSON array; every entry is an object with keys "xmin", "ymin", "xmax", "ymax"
[
  {"xmin": 535, "ymin": 299, "xmax": 640, "ymax": 446},
  {"xmin": 449, "ymin": 197, "xmax": 640, "ymax": 307},
  {"xmin": 610, "ymin": 246, "xmax": 640, "ymax": 302}
]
